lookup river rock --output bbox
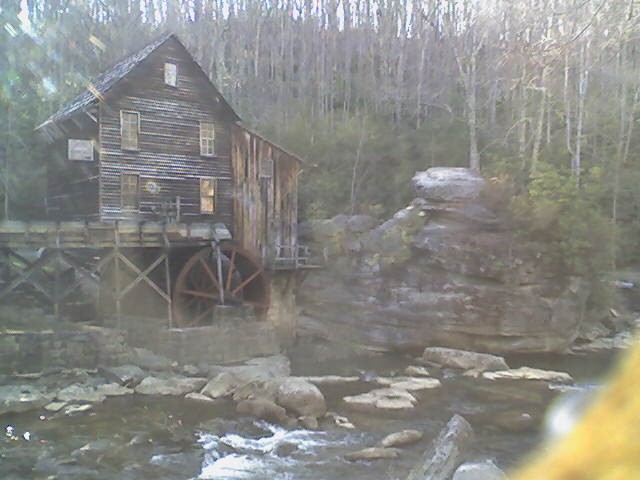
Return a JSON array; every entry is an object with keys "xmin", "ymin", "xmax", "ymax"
[
  {"xmin": 482, "ymin": 367, "xmax": 573, "ymax": 384},
  {"xmin": 200, "ymin": 372, "xmax": 239, "ymax": 399},
  {"xmin": 209, "ymin": 354, "xmax": 291, "ymax": 382},
  {"xmin": 135, "ymin": 376, "xmax": 207, "ymax": 396},
  {"xmin": 236, "ymin": 398, "xmax": 289, "ymax": 425},
  {"xmin": 57, "ymin": 384, "xmax": 106, "ymax": 403},
  {"xmin": 299, "ymin": 415, "xmax": 319, "ymax": 429},
  {"xmin": 0, "ymin": 384, "xmax": 52, "ymax": 415},
  {"xmin": 345, "ymin": 447, "xmax": 401, "ymax": 462},
  {"xmin": 64, "ymin": 403, "xmax": 93, "ymax": 415},
  {"xmin": 343, "ymin": 388, "xmax": 417, "ymax": 411},
  {"xmin": 96, "ymin": 383, "xmax": 134, "ymax": 397},
  {"xmin": 275, "ymin": 377, "xmax": 327, "ymax": 418},
  {"xmin": 380, "ymin": 430, "xmax": 424, "ymax": 448},
  {"xmin": 406, "ymin": 414, "xmax": 475, "ymax": 480},
  {"xmin": 421, "ymin": 347, "xmax": 508, "ymax": 372},
  {"xmin": 131, "ymin": 348, "xmax": 174, "ymax": 371},
  {"xmin": 404, "ymin": 366, "xmax": 431, "ymax": 377},
  {"xmin": 185, "ymin": 392, "xmax": 217, "ymax": 403},
  {"xmin": 300, "ymin": 375, "xmax": 360, "ymax": 386},
  {"xmin": 452, "ymin": 460, "xmax": 506, "ymax": 480},
  {"xmin": 98, "ymin": 364, "xmax": 146, "ymax": 387},
  {"xmin": 326, "ymin": 411, "xmax": 356, "ymax": 429},
  {"xmin": 389, "ymin": 377, "xmax": 441, "ymax": 392},
  {"xmin": 44, "ymin": 401, "xmax": 67, "ymax": 412}
]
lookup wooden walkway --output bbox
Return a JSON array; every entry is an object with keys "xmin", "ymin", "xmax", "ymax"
[{"xmin": 0, "ymin": 220, "xmax": 228, "ymax": 249}]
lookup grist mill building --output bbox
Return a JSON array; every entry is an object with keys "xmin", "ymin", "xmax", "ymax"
[{"xmin": 0, "ymin": 33, "xmax": 314, "ymax": 363}]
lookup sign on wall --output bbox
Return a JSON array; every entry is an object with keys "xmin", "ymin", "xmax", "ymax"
[{"xmin": 68, "ymin": 139, "xmax": 94, "ymax": 161}]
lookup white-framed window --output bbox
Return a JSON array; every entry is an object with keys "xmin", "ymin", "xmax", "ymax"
[
  {"xmin": 68, "ymin": 139, "xmax": 94, "ymax": 161},
  {"xmin": 200, "ymin": 121, "xmax": 215, "ymax": 156},
  {"xmin": 260, "ymin": 158, "xmax": 274, "ymax": 179},
  {"xmin": 164, "ymin": 62, "xmax": 177, "ymax": 87},
  {"xmin": 121, "ymin": 173, "xmax": 140, "ymax": 210},
  {"xmin": 120, "ymin": 110, "xmax": 139, "ymax": 150},
  {"xmin": 200, "ymin": 177, "xmax": 217, "ymax": 214}
]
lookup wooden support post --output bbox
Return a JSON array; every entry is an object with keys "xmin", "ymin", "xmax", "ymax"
[
  {"xmin": 114, "ymin": 224, "xmax": 122, "ymax": 329},
  {"xmin": 53, "ymin": 250, "xmax": 60, "ymax": 318},
  {"xmin": 215, "ymin": 243, "xmax": 225, "ymax": 305},
  {"xmin": 165, "ymin": 248, "xmax": 173, "ymax": 329}
]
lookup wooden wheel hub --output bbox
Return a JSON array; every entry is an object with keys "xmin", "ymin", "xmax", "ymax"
[{"xmin": 172, "ymin": 245, "xmax": 270, "ymax": 327}]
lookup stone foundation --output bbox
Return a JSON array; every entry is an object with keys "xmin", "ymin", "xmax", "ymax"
[{"xmin": 0, "ymin": 326, "xmax": 129, "ymax": 374}]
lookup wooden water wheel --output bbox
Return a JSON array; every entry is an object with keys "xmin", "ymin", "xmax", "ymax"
[{"xmin": 172, "ymin": 245, "xmax": 270, "ymax": 327}]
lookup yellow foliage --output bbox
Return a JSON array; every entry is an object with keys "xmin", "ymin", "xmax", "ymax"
[{"xmin": 514, "ymin": 338, "xmax": 640, "ymax": 480}]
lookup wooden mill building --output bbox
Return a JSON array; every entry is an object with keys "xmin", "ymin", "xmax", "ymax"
[{"xmin": 0, "ymin": 33, "xmax": 311, "ymax": 363}]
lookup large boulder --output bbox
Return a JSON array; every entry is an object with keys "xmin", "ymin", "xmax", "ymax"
[
  {"xmin": 56, "ymin": 384, "xmax": 106, "ymax": 404},
  {"xmin": 236, "ymin": 398, "xmax": 290, "ymax": 425},
  {"xmin": 135, "ymin": 376, "xmax": 207, "ymax": 396},
  {"xmin": 406, "ymin": 414, "xmax": 475, "ymax": 480},
  {"xmin": 343, "ymin": 388, "xmax": 417, "ymax": 411},
  {"xmin": 420, "ymin": 347, "xmax": 508, "ymax": 372},
  {"xmin": 200, "ymin": 372, "xmax": 239, "ymax": 399},
  {"xmin": 274, "ymin": 377, "xmax": 326, "ymax": 418},
  {"xmin": 99, "ymin": 364, "xmax": 146, "ymax": 387},
  {"xmin": 411, "ymin": 168, "xmax": 485, "ymax": 202},
  {"xmin": 0, "ymin": 384, "xmax": 52, "ymax": 415}
]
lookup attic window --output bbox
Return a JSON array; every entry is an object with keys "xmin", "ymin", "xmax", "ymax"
[
  {"xmin": 200, "ymin": 122, "xmax": 215, "ymax": 156},
  {"xmin": 164, "ymin": 62, "xmax": 177, "ymax": 87},
  {"xmin": 121, "ymin": 111, "xmax": 139, "ymax": 150}
]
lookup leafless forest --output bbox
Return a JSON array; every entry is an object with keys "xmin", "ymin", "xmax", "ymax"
[{"xmin": 3, "ymin": 0, "xmax": 640, "ymax": 266}]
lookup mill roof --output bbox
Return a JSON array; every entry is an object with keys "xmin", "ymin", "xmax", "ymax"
[{"xmin": 36, "ymin": 33, "xmax": 240, "ymax": 132}]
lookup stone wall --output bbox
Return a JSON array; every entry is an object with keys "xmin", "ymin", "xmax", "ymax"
[
  {"xmin": 0, "ymin": 326, "xmax": 129, "ymax": 374},
  {"xmin": 105, "ymin": 309, "xmax": 281, "ymax": 365}
]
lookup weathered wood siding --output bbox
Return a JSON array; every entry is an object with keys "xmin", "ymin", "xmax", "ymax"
[
  {"xmin": 46, "ymin": 118, "xmax": 100, "ymax": 220},
  {"xmin": 231, "ymin": 125, "xmax": 300, "ymax": 258},
  {"xmin": 98, "ymin": 37, "xmax": 235, "ymax": 224}
]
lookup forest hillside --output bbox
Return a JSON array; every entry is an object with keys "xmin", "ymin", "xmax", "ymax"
[{"xmin": 1, "ymin": 0, "xmax": 640, "ymax": 297}]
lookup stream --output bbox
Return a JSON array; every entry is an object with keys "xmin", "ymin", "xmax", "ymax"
[{"xmin": 1, "ymin": 342, "xmax": 621, "ymax": 480}]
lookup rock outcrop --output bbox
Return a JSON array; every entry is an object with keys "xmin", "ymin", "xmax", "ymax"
[{"xmin": 299, "ymin": 167, "xmax": 587, "ymax": 353}]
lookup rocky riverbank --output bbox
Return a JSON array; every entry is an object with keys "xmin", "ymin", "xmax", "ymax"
[{"xmin": 2, "ymin": 333, "xmax": 619, "ymax": 480}]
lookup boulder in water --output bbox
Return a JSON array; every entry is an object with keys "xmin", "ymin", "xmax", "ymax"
[
  {"xmin": 421, "ymin": 347, "xmax": 508, "ymax": 372},
  {"xmin": 236, "ymin": 398, "xmax": 290, "ymax": 425},
  {"xmin": 482, "ymin": 366, "xmax": 573, "ymax": 384},
  {"xmin": 57, "ymin": 384, "xmax": 106, "ymax": 404},
  {"xmin": 0, "ymin": 384, "xmax": 52, "ymax": 415},
  {"xmin": 406, "ymin": 414, "xmax": 475, "ymax": 480},
  {"xmin": 345, "ymin": 447, "xmax": 401, "ymax": 462},
  {"xmin": 343, "ymin": 388, "xmax": 417, "ymax": 411},
  {"xmin": 275, "ymin": 377, "xmax": 327, "ymax": 418},
  {"xmin": 98, "ymin": 364, "xmax": 146, "ymax": 387},
  {"xmin": 380, "ymin": 430, "xmax": 424, "ymax": 448},
  {"xmin": 134, "ymin": 376, "xmax": 207, "ymax": 396}
]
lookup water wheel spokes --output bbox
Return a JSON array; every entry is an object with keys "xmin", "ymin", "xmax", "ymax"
[{"xmin": 172, "ymin": 245, "xmax": 270, "ymax": 328}]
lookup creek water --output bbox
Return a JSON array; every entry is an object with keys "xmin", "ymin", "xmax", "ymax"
[{"xmin": 1, "ymin": 342, "xmax": 621, "ymax": 480}]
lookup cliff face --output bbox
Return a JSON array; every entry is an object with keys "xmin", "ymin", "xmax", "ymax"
[{"xmin": 298, "ymin": 168, "xmax": 587, "ymax": 354}]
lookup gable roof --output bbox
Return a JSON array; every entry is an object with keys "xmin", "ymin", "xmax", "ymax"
[{"xmin": 36, "ymin": 33, "xmax": 240, "ymax": 133}]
